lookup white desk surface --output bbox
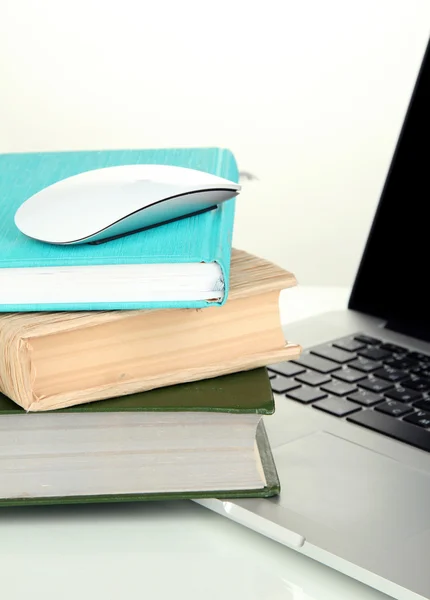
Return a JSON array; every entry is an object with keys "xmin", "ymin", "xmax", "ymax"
[{"xmin": 1, "ymin": 287, "xmax": 391, "ymax": 600}]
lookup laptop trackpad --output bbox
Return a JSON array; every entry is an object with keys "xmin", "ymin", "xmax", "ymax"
[{"xmin": 273, "ymin": 431, "xmax": 430, "ymax": 545}]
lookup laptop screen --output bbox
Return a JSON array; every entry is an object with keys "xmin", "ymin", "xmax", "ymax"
[{"xmin": 349, "ymin": 39, "xmax": 430, "ymax": 342}]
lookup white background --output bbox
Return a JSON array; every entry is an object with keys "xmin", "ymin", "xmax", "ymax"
[{"xmin": 1, "ymin": 0, "xmax": 429, "ymax": 286}]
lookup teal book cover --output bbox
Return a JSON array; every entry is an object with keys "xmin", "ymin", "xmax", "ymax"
[{"xmin": 0, "ymin": 147, "xmax": 238, "ymax": 311}]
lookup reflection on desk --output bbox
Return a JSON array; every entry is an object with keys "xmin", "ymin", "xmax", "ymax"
[{"xmin": 0, "ymin": 500, "xmax": 389, "ymax": 600}]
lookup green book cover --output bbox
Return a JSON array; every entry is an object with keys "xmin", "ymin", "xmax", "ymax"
[
  {"xmin": 0, "ymin": 368, "xmax": 280, "ymax": 507},
  {"xmin": 0, "ymin": 368, "xmax": 275, "ymax": 415}
]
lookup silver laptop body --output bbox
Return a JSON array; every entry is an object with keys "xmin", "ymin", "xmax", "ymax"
[{"xmin": 197, "ymin": 38, "xmax": 430, "ymax": 600}]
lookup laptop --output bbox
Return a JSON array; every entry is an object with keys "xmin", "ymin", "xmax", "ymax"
[{"xmin": 196, "ymin": 38, "xmax": 430, "ymax": 600}]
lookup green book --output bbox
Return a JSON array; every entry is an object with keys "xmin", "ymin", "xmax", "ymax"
[{"xmin": 0, "ymin": 368, "xmax": 280, "ymax": 507}]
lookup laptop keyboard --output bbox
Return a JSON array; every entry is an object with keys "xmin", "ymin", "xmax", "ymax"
[{"xmin": 267, "ymin": 334, "xmax": 430, "ymax": 453}]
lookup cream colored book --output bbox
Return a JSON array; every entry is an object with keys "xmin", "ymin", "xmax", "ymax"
[{"xmin": 0, "ymin": 249, "xmax": 301, "ymax": 412}]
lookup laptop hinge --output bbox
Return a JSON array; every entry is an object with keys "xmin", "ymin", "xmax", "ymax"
[{"xmin": 385, "ymin": 320, "xmax": 430, "ymax": 344}]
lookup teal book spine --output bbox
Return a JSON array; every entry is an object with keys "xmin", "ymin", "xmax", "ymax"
[{"xmin": 0, "ymin": 147, "xmax": 238, "ymax": 311}]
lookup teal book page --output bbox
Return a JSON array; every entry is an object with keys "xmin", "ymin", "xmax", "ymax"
[{"xmin": 0, "ymin": 147, "xmax": 238, "ymax": 311}]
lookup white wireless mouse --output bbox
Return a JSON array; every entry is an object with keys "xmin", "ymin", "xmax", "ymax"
[{"xmin": 14, "ymin": 164, "xmax": 241, "ymax": 245}]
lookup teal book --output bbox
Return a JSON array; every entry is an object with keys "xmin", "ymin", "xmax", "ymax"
[
  {"xmin": 0, "ymin": 147, "xmax": 238, "ymax": 311},
  {"xmin": 0, "ymin": 368, "xmax": 280, "ymax": 507}
]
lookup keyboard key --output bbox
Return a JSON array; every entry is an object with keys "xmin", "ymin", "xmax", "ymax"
[
  {"xmin": 373, "ymin": 366, "xmax": 408, "ymax": 383},
  {"xmin": 358, "ymin": 378, "xmax": 394, "ymax": 393},
  {"xmin": 404, "ymin": 411, "xmax": 430, "ymax": 428},
  {"xmin": 313, "ymin": 397, "xmax": 361, "ymax": 417},
  {"xmin": 375, "ymin": 400, "xmax": 413, "ymax": 417},
  {"xmin": 407, "ymin": 351, "xmax": 430, "ymax": 363},
  {"xmin": 270, "ymin": 376, "xmax": 301, "ymax": 394},
  {"xmin": 295, "ymin": 371, "xmax": 330, "ymax": 387},
  {"xmin": 268, "ymin": 371, "xmax": 276, "ymax": 380},
  {"xmin": 385, "ymin": 388, "xmax": 422, "ymax": 403},
  {"xmin": 401, "ymin": 377, "xmax": 430, "ymax": 392},
  {"xmin": 384, "ymin": 357, "xmax": 415, "ymax": 370},
  {"xmin": 347, "ymin": 390, "xmax": 384, "ymax": 406},
  {"xmin": 285, "ymin": 386, "xmax": 328, "ymax": 404},
  {"xmin": 292, "ymin": 354, "xmax": 341, "ymax": 374},
  {"xmin": 354, "ymin": 335, "xmax": 381, "ymax": 345},
  {"xmin": 310, "ymin": 346, "xmax": 355, "ymax": 364},
  {"xmin": 347, "ymin": 410, "xmax": 430, "ymax": 453},
  {"xmin": 333, "ymin": 368, "xmax": 366, "ymax": 383},
  {"xmin": 349, "ymin": 358, "xmax": 382, "ymax": 373},
  {"xmin": 321, "ymin": 381, "xmax": 357, "ymax": 397},
  {"xmin": 414, "ymin": 399, "xmax": 430, "ymax": 411},
  {"xmin": 358, "ymin": 348, "xmax": 392, "ymax": 361},
  {"xmin": 268, "ymin": 362, "xmax": 305, "ymax": 377},
  {"xmin": 333, "ymin": 338, "xmax": 366, "ymax": 352},
  {"xmin": 379, "ymin": 343, "xmax": 407, "ymax": 354}
]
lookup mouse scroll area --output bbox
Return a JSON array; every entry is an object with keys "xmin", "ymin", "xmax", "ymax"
[
  {"xmin": 14, "ymin": 164, "xmax": 240, "ymax": 245},
  {"xmin": 15, "ymin": 187, "xmax": 237, "ymax": 245}
]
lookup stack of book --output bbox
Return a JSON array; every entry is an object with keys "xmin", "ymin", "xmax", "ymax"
[{"xmin": 0, "ymin": 147, "xmax": 301, "ymax": 507}]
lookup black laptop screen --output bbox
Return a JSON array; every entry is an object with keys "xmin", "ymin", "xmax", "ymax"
[{"xmin": 349, "ymin": 39, "xmax": 430, "ymax": 341}]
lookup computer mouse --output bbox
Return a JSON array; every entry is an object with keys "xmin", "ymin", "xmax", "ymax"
[{"xmin": 14, "ymin": 164, "xmax": 241, "ymax": 245}]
